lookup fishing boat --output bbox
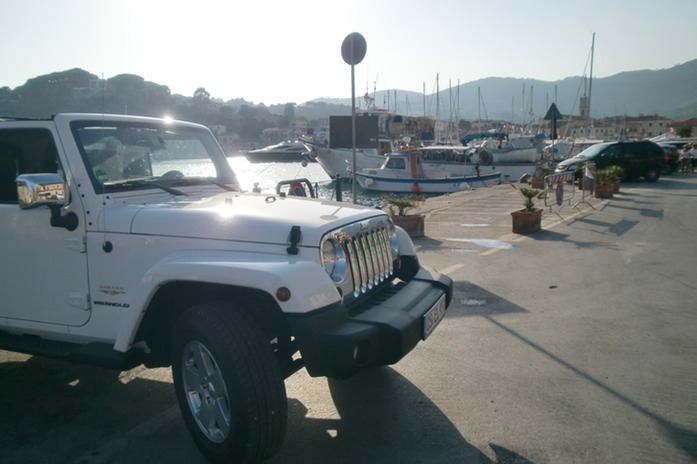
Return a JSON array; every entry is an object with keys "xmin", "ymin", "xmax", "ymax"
[
  {"xmin": 300, "ymin": 134, "xmax": 394, "ymax": 177},
  {"xmin": 355, "ymin": 152, "xmax": 501, "ymax": 194},
  {"xmin": 299, "ymin": 110, "xmax": 404, "ymax": 178},
  {"xmin": 302, "ymin": 139, "xmax": 474, "ymax": 180},
  {"xmin": 416, "ymin": 145, "xmax": 470, "ymax": 175},
  {"xmin": 244, "ymin": 140, "xmax": 310, "ymax": 163}
]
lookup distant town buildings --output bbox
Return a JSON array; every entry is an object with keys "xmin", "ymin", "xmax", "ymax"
[
  {"xmin": 210, "ymin": 110, "xmax": 696, "ymax": 155},
  {"xmin": 72, "ymin": 80, "xmax": 694, "ymax": 150}
]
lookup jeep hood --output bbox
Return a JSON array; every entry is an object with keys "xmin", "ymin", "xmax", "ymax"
[{"xmin": 101, "ymin": 192, "xmax": 384, "ymax": 246}]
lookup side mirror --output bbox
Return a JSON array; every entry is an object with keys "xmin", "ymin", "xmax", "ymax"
[
  {"xmin": 15, "ymin": 174, "xmax": 78, "ymax": 231},
  {"xmin": 15, "ymin": 173, "xmax": 66, "ymax": 209}
]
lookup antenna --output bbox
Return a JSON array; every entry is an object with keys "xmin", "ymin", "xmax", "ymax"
[{"xmin": 373, "ymin": 73, "xmax": 379, "ymax": 100}]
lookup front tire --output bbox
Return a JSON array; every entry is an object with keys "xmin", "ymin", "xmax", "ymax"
[{"xmin": 172, "ymin": 302, "xmax": 287, "ymax": 464}]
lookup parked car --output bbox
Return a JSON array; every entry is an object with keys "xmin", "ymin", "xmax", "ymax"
[{"xmin": 555, "ymin": 140, "xmax": 664, "ymax": 182}]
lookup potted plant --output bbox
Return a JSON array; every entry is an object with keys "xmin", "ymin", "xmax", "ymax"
[
  {"xmin": 606, "ymin": 165, "xmax": 625, "ymax": 193},
  {"xmin": 594, "ymin": 168, "xmax": 615, "ymax": 199},
  {"xmin": 530, "ymin": 164, "xmax": 552, "ymax": 189},
  {"xmin": 383, "ymin": 194, "xmax": 426, "ymax": 237},
  {"xmin": 510, "ymin": 186, "xmax": 545, "ymax": 234}
]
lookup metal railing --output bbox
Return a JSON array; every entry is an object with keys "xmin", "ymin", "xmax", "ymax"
[{"xmin": 542, "ymin": 163, "xmax": 597, "ymax": 219}]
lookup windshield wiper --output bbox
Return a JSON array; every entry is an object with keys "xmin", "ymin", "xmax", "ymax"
[
  {"xmin": 104, "ymin": 179, "xmax": 186, "ymax": 196},
  {"xmin": 207, "ymin": 179, "xmax": 238, "ymax": 191},
  {"xmin": 168, "ymin": 177, "xmax": 239, "ymax": 191}
]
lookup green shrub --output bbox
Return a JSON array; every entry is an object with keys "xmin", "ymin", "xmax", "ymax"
[
  {"xmin": 518, "ymin": 186, "xmax": 545, "ymax": 212},
  {"xmin": 382, "ymin": 194, "xmax": 423, "ymax": 216}
]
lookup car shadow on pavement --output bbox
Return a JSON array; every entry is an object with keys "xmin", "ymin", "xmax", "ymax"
[
  {"xmin": 0, "ymin": 356, "xmax": 181, "ymax": 464},
  {"xmin": 273, "ymin": 366, "xmax": 533, "ymax": 464},
  {"xmin": 651, "ymin": 177, "xmax": 697, "ymax": 191}
]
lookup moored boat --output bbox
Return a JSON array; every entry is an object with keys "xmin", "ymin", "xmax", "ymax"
[
  {"xmin": 245, "ymin": 140, "xmax": 310, "ymax": 163},
  {"xmin": 300, "ymin": 135, "xmax": 394, "ymax": 177},
  {"xmin": 463, "ymin": 132, "xmax": 543, "ymax": 164},
  {"xmin": 459, "ymin": 132, "xmax": 555, "ymax": 182},
  {"xmin": 355, "ymin": 152, "xmax": 501, "ymax": 193}
]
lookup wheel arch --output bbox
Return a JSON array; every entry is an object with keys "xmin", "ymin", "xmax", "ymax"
[
  {"xmin": 111, "ymin": 252, "xmax": 339, "ymax": 359},
  {"xmin": 134, "ymin": 281, "xmax": 291, "ymax": 368}
]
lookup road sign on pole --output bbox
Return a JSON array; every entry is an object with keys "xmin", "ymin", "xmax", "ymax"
[{"xmin": 341, "ymin": 33, "xmax": 367, "ymax": 204}]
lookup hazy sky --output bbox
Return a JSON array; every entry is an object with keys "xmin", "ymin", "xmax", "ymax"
[{"xmin": 2, "ymin": 0, "xmax": 694, "ymax": 105}]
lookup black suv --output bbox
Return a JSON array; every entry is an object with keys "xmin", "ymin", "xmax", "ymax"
[{"xmin": 555, "ymin": 140, "xmax": 664, "ymax": 182}]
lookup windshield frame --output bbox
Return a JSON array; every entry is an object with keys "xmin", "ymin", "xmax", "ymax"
[{"xmin": 70, "ymin": 118, "xmax": 239, "ymax": 194}]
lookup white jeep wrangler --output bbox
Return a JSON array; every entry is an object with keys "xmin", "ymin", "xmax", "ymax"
[{"xmin": 0, "ymin": 113, "xmax": 452, "ymax": 463}]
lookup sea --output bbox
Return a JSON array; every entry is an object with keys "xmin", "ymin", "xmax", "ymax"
[{"xmin": 226, "ymin": 154, "xmax": 389, "ymax": 208}]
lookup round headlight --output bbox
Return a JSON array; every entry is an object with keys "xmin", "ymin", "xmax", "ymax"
[
  {"xmin": 321, "ymin": 237, "xmax": 347, "ymax": 283},
  {"xmin": 388, "ymin": 221, "xmax": 399, "ymax": 260}
]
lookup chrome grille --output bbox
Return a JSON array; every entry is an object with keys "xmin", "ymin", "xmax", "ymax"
[
  {"xmin": 345, "ymin": 225, "xmax": 393, "ymax": 296},
  {"xmin": 323, "ymin": 218, "xmax": 395, "ymax": 301}
]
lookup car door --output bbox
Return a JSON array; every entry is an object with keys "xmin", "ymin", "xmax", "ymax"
[
  {"xmin": 619, "ymin": 143, "xmax": 640, "ymax": 178},
  {"xmin": 0, "ymin": 125, "xmax": 90, "ymax": 327},
  {"xmin": 597, "ymin": 144, "xmax": 622, "ymax": 170}
]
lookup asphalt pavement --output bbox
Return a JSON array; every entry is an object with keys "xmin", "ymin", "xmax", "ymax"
[{"xmin": 1, "ymin": 176, "xmax": 696, "ymax": 464}]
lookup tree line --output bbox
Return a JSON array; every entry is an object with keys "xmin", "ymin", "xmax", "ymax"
[{"xmin": 0, "ymin": 68, "xmax": 311, "ymax": 141}]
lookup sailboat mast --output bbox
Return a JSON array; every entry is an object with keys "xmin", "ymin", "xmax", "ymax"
[
  {"xmin": 436, "ymin": 74, "xmax": 440, "ymax": 142},
  {"xmin": 457, "ymin": 79, "xmax": 461, "ymax": 140},
  {"xmin": 588, "ymin": 32, "xmax": 595, "ymax": 120},
  {"xmin": 477, "ymin": 86, "xmax": 481, "ymax": 132},
  {"xmin": 448, "ymin": 79, "xmax": 453, "ymax": 142},
  {"xmin": 529, "ymin": 85, "xmax": 534, "ymax": 130},
  {"xmin": 522, "ymin": 83, "xmax": 525, "ymax": 125}
]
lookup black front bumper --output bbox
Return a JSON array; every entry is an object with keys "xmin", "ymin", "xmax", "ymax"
[{"xmin": 286, "ymin": 265, "xmax": 453, "ymax": 378}]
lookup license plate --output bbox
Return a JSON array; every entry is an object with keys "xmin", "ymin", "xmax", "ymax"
[{"xmin": 423, "ymin": 294, "xmax": 447, "ymax": 339}]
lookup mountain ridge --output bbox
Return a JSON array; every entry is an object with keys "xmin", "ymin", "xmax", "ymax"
[
  {"xmin": 1, "ymin": 60, "xmax": 695, "ymax": 124},
  {"xmin": 307, "ymin": 59, "xmax": 697, "ymax": 122}
]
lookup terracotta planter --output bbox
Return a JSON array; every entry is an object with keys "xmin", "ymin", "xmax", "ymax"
[
  {"xmin": 511, "ymin": 208, "xmax": 542, "ymax": 234},
  {"xmin": 595, "ymin": 183, "xmax": 614, "ymax": 199},
  {"xmin": 392, "ymin": 214, "xmax": 425, "ymax": 238}
]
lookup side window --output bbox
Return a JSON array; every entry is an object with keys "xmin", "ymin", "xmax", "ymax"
[
  {"xmin": 603, "ymin": 145, "xmax": 621, "ymax": 161},
  {"xmin": 385, "ymin": 157, "xmax": 406, "ymax": 169},
  {"xmin": 0, "ymin": 129, "xmax": 60, "ymax": 204}
]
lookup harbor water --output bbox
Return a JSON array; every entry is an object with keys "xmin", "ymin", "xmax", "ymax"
[{"xmin": 227, "ymin": 155, "xmax": 390, "ymax": 207}]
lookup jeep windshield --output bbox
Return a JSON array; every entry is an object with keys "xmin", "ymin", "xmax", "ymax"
[{"xmin": 71, "ymin": 120, "xmax": 240, "ymax": 193}]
